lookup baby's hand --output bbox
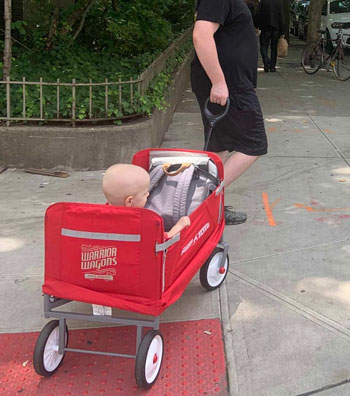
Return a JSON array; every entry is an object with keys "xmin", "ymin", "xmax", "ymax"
[
  {"xmin": 166, "ymin": 216, "xmax": 191, "ymax": 239},
  {"xmin": 179, "ymin": 216, "xmax": 191, "ymax": 228}
]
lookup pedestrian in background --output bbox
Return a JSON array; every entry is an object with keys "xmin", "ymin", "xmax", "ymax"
[
  {"xmin": 254, "ymin": 0, "xmax": 286, "ymax": 72},
  {"xmin": 245, "ymin": 0, "xmax": 259, "ymax": 17},
  {"xmin": 191, "ymin": 0, "xmax": 268, "ymax": 225}
]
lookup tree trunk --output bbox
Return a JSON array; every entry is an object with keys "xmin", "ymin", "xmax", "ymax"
[
  {"xmin": 112, "ymin": 0, "xmax": 118, "ymax": 12},
  {"xmin": 307, "ymin": 0, "xmax": 324, "ymax": 43},
  {"xmin": 59, "ymin": 0, "xmax": 95, "ymax": 36},
  {"xmin": 3, "ymin": 0, "xmax": 12, "ymax": 79},
  {"xmin": 46, "ymin": 2, "xmax": 60, "ymax": 50},
  {"xmin": 72, "ymin": 0, "xmax": 95, "ymax": 40}
]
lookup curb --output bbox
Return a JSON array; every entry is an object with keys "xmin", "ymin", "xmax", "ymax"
[
  {"xmin": 220, "ymin": 280, "xmax": 239, "ymax": 396},
  {"xmin": 0, "ymin": 51, "xmax": 194, "ymax": 171}
]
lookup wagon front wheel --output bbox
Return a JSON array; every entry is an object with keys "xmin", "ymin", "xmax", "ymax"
[
  {"xmin": 33, "ymin": 320, "xmax": 68, "ymax": 377},
  {"xmin": 135, "ymin": 330, "xmax": 164, "ymax": 389},
  {"xmin": 200, "ymin": 247, "xmax": 229, "ymax": 291}
]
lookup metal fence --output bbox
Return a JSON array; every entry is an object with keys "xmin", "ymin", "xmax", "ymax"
[
  {"xmin": 0, "ymin": 27, "xmax": 193, "ymax": 126},
  {"xmin": 0, "ymin": 77, "xmax": 142, "ymax": 126}
]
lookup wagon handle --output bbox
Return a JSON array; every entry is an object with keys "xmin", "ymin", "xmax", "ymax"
[
  {"xmin": 203, "ymin": 97, "xmax": 230, "ymax": 151},
  {"xmin": 203, "ymin": 97, "xmax": 230, "ymax": 128}
]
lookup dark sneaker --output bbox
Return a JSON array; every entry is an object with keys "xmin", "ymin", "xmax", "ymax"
[{"xmin": 224, "ymin": 206, "xmax": 247, "ymax": 225}]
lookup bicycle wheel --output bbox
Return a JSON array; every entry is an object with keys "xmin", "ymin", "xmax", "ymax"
[
  {"xmin": 301, "ymin": 41, "xmax": 322, "ymax": 74},
  {"xmin": 333, "ymin": 47, "xmax": 350, "ymax": 81}
]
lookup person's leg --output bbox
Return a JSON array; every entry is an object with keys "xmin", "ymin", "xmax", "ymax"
[
  {"xmin": 223, "ymin": 152, "xmax": 258, "ymax": 188},
  {"xmin": 214, "ymin": 88, "xmax": 267, "ymax": 225},
  {"xmin": 269, "ymin": 30, "xmax": 280, "ymax": 71},
  {"xmin": 216, "ymin": 150, "xmax": 258, "ymax": 187},
  {"xmin": 260, "ymin": 30, "xmax": 271, "ymax": 72},
  {"xmin": 193, "ymin": 90, "xmax": 266, "ymax": 225},
  {"xmin": 215, "ymin": 151, "xmax": 258, "ymax": 224},
  {"xmin": 215, "ymin": 151, "xmax": 227, "ymax": 164}
]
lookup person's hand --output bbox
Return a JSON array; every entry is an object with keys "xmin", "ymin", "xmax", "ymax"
[{"xmin": 210, "ymin": 81, "xmax": 229, "ymax": 106}]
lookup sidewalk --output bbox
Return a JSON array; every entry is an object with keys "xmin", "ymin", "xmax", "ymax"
[
  {"xmin": 165, "ymin": 38, "xmax": 350, "ymax": 395},
  {"xmin": 1, "ymin": 38, "xmax": 350, "ymax": 395}
]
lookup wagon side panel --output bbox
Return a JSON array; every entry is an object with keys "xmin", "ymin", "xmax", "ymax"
[
  {"xmin": 44, "ymin": 203, "xmax": 164, "ymax": 303},
  {"xmin": 163, "ymin": 189, "xmax": 224, "ymax": 291}
]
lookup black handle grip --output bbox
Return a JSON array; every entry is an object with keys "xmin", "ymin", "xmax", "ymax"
[{"xmin": 203, "ymin": 97, "xmax": 231, "ymax": 128}]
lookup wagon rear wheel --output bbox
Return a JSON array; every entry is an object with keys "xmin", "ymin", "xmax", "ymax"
[
  {"xmin": 200, "ymin": 247, "xmax": 229, "ymax": 291},
  {"xmin": 135, "ymin": 330, "xmax": 164, "ymax": 389},
  {"xmin": 33, "ymin": 320, "xmax": 68, "ymax": 377}
]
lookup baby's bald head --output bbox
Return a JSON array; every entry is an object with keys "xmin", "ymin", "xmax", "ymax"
[{"xmin": 103, "ymin": 164, "xmax": 150, "ymax": 208}]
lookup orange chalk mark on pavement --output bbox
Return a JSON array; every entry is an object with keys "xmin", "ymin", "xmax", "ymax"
[
  {"xmin": 262, "ymin": 192, "xmax": 277, "ymax": 226},
  {"xmin": 323, "ymin": 129, "xmax": 336, "ymax": 134},
  {"xmin": 294, "ymin": 203, "xmax": 350, "ymax": 212}
]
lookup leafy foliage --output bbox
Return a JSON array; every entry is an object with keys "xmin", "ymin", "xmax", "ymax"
[
  {"xmin": 0, "ymin": 0, "xmax": 195, "ymax": 122},
  {"xmin": 0, "ymin": 37, "xmax": 193, "ymax": 121}
]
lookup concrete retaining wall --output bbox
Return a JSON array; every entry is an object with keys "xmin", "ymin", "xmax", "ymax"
[{"xmin": 0, "ymin": 51, "xmax": 193, "ymax": 171}]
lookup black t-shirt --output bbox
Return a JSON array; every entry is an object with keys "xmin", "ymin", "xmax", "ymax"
[{"xmin": 191, "ymin": 0, "xmax": 258, "ymax": 95}]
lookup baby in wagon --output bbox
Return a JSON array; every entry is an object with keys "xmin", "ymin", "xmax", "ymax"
[
  {"xmin": 94, "ymin": 164, "xmax": 190, "ymax": 316},
  {"xmin": 102, "ymin": 163, "xmax": 191, "ymax": 238}
]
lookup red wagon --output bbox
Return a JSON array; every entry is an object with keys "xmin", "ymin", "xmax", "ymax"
[{"xmin": 33, "ymin": 148, "xmax": 230, "ymax": 389}]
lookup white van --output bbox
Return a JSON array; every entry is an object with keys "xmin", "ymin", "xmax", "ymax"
[{"xmin": 320, "ymin": 0, "xmax": 350, "ymax": 46}]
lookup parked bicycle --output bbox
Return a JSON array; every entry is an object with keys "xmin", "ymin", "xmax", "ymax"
[{"xmin": 301, "ymin": 22, "xmax": 350, "ymax": 81}]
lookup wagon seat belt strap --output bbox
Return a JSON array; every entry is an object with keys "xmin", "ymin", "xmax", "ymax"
[
  {"xmin": 148, "ymin": 164, "xmax": 166, "ymax": 191},
  {"xmin": 172, "ymin": 164, "xmax": 195, "ymax": 225}
]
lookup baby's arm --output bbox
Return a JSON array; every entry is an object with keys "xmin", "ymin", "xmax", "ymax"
[{"xmin": 166, "ymin": 216, "xmax": 191, "ymax": 238}]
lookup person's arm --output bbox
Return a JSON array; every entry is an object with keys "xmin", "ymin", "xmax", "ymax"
[
  {"xmin": 166, "ymin": 216, "xmax": 191, "ymax": 239},
  {"xmin": 193, "ymin": 21, "xmax": 229, "ymax": 106}
]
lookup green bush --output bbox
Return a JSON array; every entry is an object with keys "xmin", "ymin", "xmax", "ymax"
[
  {"xmin": 0, "ymin": 37, "xmax": 193, "ymax": 121},
  {"xmin": 0, "ymin": 0, "xmax": 195, "ymax": 121}
]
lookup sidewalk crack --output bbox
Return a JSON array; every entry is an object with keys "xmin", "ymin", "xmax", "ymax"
[
  {"xmin": 230, "ymin": 237, "xmax": 350, "ymax": 265},
  {"xmin": 229, "ymin": 269, "xmax": 350, "ymax": 343},
  {"xmin": 294, "ymin": 378, "xmax": 350, "ymax": 396}
]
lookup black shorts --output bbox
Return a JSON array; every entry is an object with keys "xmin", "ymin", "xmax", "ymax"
[{"xmin": 195, "ymin": 89, "xmax": 268, "ymax": 156}]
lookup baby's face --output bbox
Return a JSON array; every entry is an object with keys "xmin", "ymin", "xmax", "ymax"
[{"xmin": 132, "ymin": 179, "xmax": 150, "ymax": 208}]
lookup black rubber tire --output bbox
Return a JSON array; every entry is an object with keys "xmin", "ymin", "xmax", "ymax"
[
  {"xmin": 200, "ymin": 247, "xmax": 229, "ymax": 291},
  {"xmin": 333, "ymin": 49, "xmax": 350, "ymax": 81},
  {"xmin": 301, "ymin": 41, "xmax": 322, "ymax": 74},
  {"xmin": 33, "ymin": 320, "xmax": 68, "ymax": 377},
  {"xmin": 135, "ymin": 330, "xmax": 164, "ymax": 389}
]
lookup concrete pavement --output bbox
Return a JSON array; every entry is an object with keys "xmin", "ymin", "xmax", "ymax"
[
  {"xmin": 1, "ymin": 37, "xmax": 350, "ymax": 395},
  {"xmin": 165, "ymin": 38, "xmax": 350, "ymax": 395}
]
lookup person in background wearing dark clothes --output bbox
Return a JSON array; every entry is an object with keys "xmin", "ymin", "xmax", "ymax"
[
  {"xmin": 245, "ymin": 0, "xmax": 259, "ymax": 17},
  {"xmin": 254, "ymin": 0, "xmax": 285, "ymax": 72}
]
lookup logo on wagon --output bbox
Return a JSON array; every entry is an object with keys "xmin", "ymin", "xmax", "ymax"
[
  {"xmin": 181, "ymin": 222, "xmax": 210, "ymax": 256},
  {"xmin": 81, "ymin": 244, "xmax": 117, "ymax": 281}
]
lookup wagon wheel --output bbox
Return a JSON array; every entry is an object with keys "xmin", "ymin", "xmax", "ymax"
[
  {"xmin": 135, "ymin": 330, "xmax": 164, "ymax": 389},
  {"xmin": 33, "ymin": 320, "xmax": 68, "ymax": 377},
  {"xmin": 200, "ymin": 247, "xmax": 229, "ymax": 291}
]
